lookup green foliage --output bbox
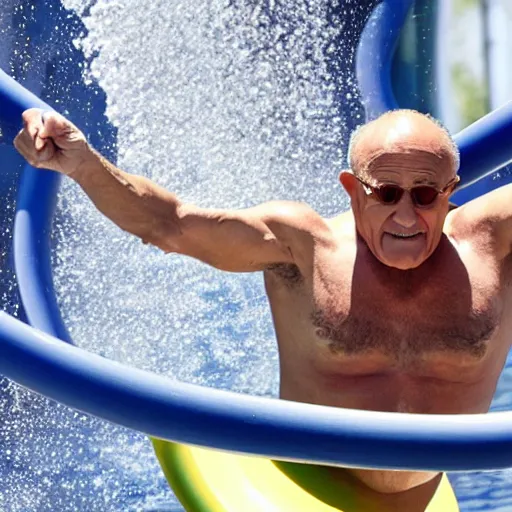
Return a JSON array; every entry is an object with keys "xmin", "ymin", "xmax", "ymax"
[
  {"xmin": 451, "ymin": 63, "xmax": 489, "ymax": 127},
  {"xmin": 453, "ymin": 0, "xmax": 479, "ymax": 15}
]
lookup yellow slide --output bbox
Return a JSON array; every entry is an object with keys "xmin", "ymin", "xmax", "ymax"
[{"xmin": 152, "ymin": 439, "xmax": 459, "ymax": 512}]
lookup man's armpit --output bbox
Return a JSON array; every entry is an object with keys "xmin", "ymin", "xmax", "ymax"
[{"xmin": 265, "ymin": 262, "xmax": 303, "ymax": 287}]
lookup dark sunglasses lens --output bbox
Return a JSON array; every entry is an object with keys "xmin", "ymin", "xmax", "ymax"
[
  {"xmin": 412, "ymin": 186, "xmax": 439, "ymax": 206},
  {"xmin": 376, "ymin": 185, "xmax": 402, "ymax": 205}
]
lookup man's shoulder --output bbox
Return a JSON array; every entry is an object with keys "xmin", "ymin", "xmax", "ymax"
[
  {"xmin": 445, "ymin": 200, "xmax": 484, "ymax": 239},
  {"xmin": 446, "ymin": 185, "xmax": 512, "ymax": 257},
  {"xmin": 325, "ymin": 210, "xmax": 354, "ymax": 234},
  {"xmin": 263, "ymin": 200, "xmax": 333, "ymax": 239},
  {"xmin": 262, "ymin": 200, "xmax": 322, "ymax": 222},
  {"xmin": 448, "ymin": 185, "xmax": 508, "ymax": 228}
]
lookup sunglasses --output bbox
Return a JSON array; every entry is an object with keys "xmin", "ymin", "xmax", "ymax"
[{"xmin": 354, "ymin": 175, "xmax": 460, "ymax": 208}]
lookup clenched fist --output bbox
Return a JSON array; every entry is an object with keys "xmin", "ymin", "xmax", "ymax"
[{"xmin": 14, "ymin": 108, "xmax": 91, "ymax": 176}]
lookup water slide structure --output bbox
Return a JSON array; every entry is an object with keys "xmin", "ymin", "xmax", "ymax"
[{"xmin": 1, "ymin": 0, "xmax": 512, "ymax": 510}]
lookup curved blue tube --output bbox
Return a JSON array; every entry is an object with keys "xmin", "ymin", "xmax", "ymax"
[
  {"xmin": 356, "ymin": 0, "xmax": 413, "ymax": 119},
  {"xmin": 2, "ymin": 1, "xmax": 512, "ymax": 472},
  {"xmin": 0, "ymin": 69, "xmax": 50, "ymax": 119},
  {"xmin": 1, "ymin": 310, "xmax": 512, "ymax": 472},
  {"xmin": 454, "ymin": 102, "xmax": 512, "ymax": 188},
  {"xmin": 15, "ymin": 174, "xmax": 70, "ymax": 342},
  {"xmin": 0, "ymin": 69, "xmax": 69, "ymax": 341}
]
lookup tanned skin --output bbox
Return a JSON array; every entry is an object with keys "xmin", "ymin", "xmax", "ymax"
[{"xmin": 14, "ymin": 108, "xmax": 512, "ymax": 510}]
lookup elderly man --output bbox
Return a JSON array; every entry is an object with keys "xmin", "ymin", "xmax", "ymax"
[{"xmin": 14, "ymin": 108, "xmax": 512, "ymax": 506}]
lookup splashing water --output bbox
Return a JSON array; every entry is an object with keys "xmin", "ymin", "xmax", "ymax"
[
  {"xmin": 52, "ymin": 0, "xmax": 364, "ymax": 390},
  {"xmin": 1, "ymin": 0, "xmax": 371, "ymax": 510}
]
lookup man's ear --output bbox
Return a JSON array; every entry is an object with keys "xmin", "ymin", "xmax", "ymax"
[{"xmin": 339, "ymin": 170, "xmax": 357, "ymax": 198}]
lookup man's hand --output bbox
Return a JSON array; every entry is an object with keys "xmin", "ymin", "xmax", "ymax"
[{"xmin": 14, "ymin": 108, "xmax": 90, "ymax": 176}]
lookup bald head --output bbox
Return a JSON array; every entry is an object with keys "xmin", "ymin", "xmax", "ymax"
[{"xmin": 348, "ymin": 110, "xmax": 460, "ymax": 178}]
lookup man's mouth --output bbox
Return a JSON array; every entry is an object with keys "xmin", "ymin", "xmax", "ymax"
[{"xmin": 387, "ymin": 231, "xmax": 424, "ymax": 240}]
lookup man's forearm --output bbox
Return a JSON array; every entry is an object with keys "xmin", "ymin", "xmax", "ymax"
[{"xmin": 71, "ymin": 148, "xmax": 182, "ymax": 248}]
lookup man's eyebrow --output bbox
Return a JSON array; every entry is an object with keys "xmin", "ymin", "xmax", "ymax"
[{"xmin": 413, "ymin": 177, "xmax": 437, "ymax": 185}]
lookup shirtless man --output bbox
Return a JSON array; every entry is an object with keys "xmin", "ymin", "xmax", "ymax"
[{"xmin": 14, "ymin": 108, "xmax": 512, "ymax": 505}]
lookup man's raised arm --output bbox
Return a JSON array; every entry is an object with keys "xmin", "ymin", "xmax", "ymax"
[
  {"xmin": 452, "ymin": 183, "xmax": 512, "ymax": 260},
  {"xmin": 14, "ymin": 109, "xmax": 329, "ymax": 272}
]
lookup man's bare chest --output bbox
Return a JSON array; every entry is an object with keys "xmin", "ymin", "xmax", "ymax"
[
  {"xmin": 309, "ymin": 246, "xmax": 504, "ymax": 368},
  {"xmin": 311, "ymin": 284, "xmax": 500, "ymax": 366}
]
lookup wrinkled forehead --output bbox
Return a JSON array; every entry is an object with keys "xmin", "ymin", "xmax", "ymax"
[{"xmin": 351, "ymin": 115, "xmax": 457, "ymax": 177}]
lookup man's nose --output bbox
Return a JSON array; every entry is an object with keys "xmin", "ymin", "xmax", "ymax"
[{"xmin": 392, "ymin": 192, "xmax": 417, "ymax": 228}]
